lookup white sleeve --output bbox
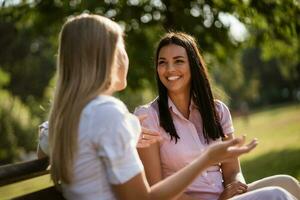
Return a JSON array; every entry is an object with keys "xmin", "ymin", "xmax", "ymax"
[
  {"xmin": 38, "ymin": 121, "xmax": 49, "ymax": 155},
  {"xmin": 91, "ymin": 104, "xmax": 143, "ymax": 185}
]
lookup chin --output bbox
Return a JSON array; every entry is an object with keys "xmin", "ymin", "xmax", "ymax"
[{"xmin": 116, "ymin": 83, "xmax": 127, "ymax": 92}]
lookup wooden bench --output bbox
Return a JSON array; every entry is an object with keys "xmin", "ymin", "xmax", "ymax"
[{"xmin": 0, "ymin": 157, "xmax": 65, "ymax": 199}]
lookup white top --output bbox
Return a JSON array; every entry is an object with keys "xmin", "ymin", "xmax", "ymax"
[{"xmin": 39, "ymin": 95, "xmax": 144, "ymax": 200}]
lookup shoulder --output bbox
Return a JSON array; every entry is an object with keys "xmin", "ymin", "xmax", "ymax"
[
  {"xmin": 214, "ymin": 99, "xmax": 233, "ymax": 120},
  {"xmin": 83, "ymin": 95, "xmax": 128, "ymax": 115},
  {"xmin": 83, "ymin": 95, "xmax": 129, "ymax": 128},
  {"xmin": 134, "ymin": 97, "xmax": 159, "ymax": 116},
  {"xmin": 214, "ymin": 99, "xmax": 230, "ymax": 113},
  {"xmin": 214, "ymin": 100, "xmax": 234, "ymax": 134},
  {"xmin": 83, "ymin": 96, "xmax": 140, "ymax": 140}
]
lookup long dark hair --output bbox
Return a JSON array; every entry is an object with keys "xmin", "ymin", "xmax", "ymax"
[{"xmin": 155, "ymin": 32, "xmax": 224, "ymax": 143}]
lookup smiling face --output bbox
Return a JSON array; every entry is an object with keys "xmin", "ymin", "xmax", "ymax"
[{"xmin": 157, "ymin": 44, "xmax": 191, "ymax": 95}]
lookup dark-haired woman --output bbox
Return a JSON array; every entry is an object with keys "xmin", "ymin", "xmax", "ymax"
[{"xmin": 134, "ymin": 32, "xmax": 300, "ymax": 200}]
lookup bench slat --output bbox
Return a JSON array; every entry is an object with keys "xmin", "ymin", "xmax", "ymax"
[{"xmin": 0, "ymin": 157, "xmax": 49, "ymax": 186}]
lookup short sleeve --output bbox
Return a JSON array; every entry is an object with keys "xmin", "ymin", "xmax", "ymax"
[
  {"xmin": 38, "ymin": 121, "xmax": 49, "ymax": 155},
  {"xmin": 215, "ymin": 100, "xmax": 234, "ymax": 135},
  {"xmin": 91, "ymin": 104, "xmax": 143, "ymax": 185}
]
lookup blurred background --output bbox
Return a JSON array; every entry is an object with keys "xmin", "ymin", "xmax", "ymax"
[{"xmin": 0, "ymin": 0, "xmax": 299, "ymax": 191}]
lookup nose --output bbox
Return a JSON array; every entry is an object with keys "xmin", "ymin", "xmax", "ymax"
[{"xmin": 166, "ymin": 63, "xmax": 176, "ymax": 72}]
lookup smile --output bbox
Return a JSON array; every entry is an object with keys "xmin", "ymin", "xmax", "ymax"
[{"xmin": 167, "ymin": 76, "xmax": 181, "ymax": 81}]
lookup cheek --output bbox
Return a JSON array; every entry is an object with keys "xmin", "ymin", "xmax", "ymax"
[
  {"xmin": 184, "ymin": 65, "xmax": 191, "ymax": 79},
  {"xmin": 124, "ymin": 55, "xmax": 129, "ymax": 72},
  {"xmin": 119, "ymin": 66, "xmax": 127, "ymax": 80},
  {"xmin": 157, "ymin": 67, "xmax": 165, "ymax": 80},
  {"xmin": 119, "ymin": 56, "xmax": 129, "ymax": 77}
]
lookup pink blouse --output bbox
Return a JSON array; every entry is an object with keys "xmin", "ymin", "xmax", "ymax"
[{"xmin": 134, "ymin": 98, "xmax": 234, "ymax": 200}]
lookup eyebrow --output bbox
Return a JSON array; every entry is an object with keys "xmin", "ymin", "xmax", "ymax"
[
  {"xmin": 173, "ymin": 56, "xmax": 185, "ymax": 59},
  {"xmin": 158, "ymin": 56, "xmax": 185, "ymax": 60}
]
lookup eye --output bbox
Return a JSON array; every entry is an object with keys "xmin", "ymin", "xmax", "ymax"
[
  {"xmin": 158, "ymin": 60, "xmax": 165, "ymax": 65},
  {"xmin": 175, "ymin": 59, "xmax": 184, "ymax": 63}
]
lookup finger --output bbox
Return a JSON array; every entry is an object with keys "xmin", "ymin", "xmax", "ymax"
[
  {"xmin": 230, "ymin": 185, "xmax": 244, "ymax": 196},
  {"xmin": 136, "ymin": 140, "xmax": 151, "ymax": 148},
  {"xmin": 137, "ymin": 144, "xmax": 150, "ymax": 148},
  {"xmin": 236, "ymin": 189, "xmax": 244, "ymax": 194},
  {"xmin": 226, "ymin": 187, "xmax": 238, "ymax": 198},
  {"xmin": 141, "ymin": 127, "xmax": 160, "ymax": 136},
  {"xmin": 222, "ymin": 137, "xmax": 245, "ymax": 150},
  {"xmin": 141, "ymin": 128, "xmax": 162, "ymax": 142},
  {"xmin": 225, "ymin": 182, "xmax": 247, "ymax": 197},
  {"xmin": 239, "ymin": 186, "xmax": 248, "ymax": 193},
  {"xmin": 237, "ymin": 139, "xmax": 258, "ymax": 153},
  {"xmin": 140, "ymin": 136, "xmax": 159, "ymax": 145},
  {"xmin": 225, "ymin": 182, "xmax": 233, "ymax": 189},
  {"xmin": 234, "ymin": 182, "xmax": 248, "ymax": 193},
  {"xmin": 228, "ymin": 138, "xmax": 258, "ymax": 154},
  {"xmin": 137, "ymin": 143, "xmax": 149, "ymax": 148},
  {"xmin": 238, "ymin": 182, "xmax": 248, "ymax": 191},
  {"xmin": 226, "ymin": 182, "xmax": 239, "ymax": 190},
  {"xmin": 245, "ymin": 138, "xmax": 258, "ymax": 150},
  {"xmin": 141, "ymin": 134, "xmax": 161, "ymax": 142}
]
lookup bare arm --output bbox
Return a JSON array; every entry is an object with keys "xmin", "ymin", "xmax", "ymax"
[
  {"xmin": 37, "ymin": 124, "xmax": 48, "ymax": 159},
  {"xmin": 218, "ymin": 134, "xmax": 248, "ymax": 200},
  {"xmin": 113, "ymin": 146, "xmax": 210, "ymax": 200},
  {"xmin": 221, "ymin": 134, "xmax": 246, "ymax": 185},
  {"xmin": 112, "ymin": 136, "xmax": 257, "ymax": 200},
  {"xmin": 138, "ymin": 142, "xmax": 162, "ymax": 185},
  {"xmin": 138, "ymin": 141, "xmax": 197, "ymax": 200}
]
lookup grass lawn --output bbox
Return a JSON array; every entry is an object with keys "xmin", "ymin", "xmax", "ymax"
[
  {"xmin": 0, "ymin": 103, "xmax": 299, "ymax": 199},
  {"xmin": 0, "ymin": 174, "xmax": 52, "ymax": 199},
  {"xmin": 233, "ymin": 103, "xmax": 300, "ymax": 182}
]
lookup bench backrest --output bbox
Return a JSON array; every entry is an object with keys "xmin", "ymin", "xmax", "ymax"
[{"xmin": 0, "ymin": 158, "xmax": 65, "ymax": 199}]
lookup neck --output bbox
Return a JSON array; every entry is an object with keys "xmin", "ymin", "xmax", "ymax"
[
  {"xmin": 168, "ymin": 89, "xmax": 191, "ymax": 119},
  {"xmin": 102, "ymin": 86, "xmax": 116, "ymax": 96}
]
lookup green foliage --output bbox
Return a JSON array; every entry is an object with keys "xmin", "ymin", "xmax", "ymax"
[
  {"xmin": 0, "ymin": 89, "xmax": 39, "ymax": 164},
  {"xmin": 0, "ymin": 0, "xmax": 299, "ymax": 163},
  {"xmin": 0, "ymin": 68, "xmax": 10, "ymax": 86},
  {"xmin": 0, "ymin": 68, "xmax": 40, "ymax": 164},
  {"xmin": 237, "ymin": 0, "xmax": 299, "ymax": 86}
]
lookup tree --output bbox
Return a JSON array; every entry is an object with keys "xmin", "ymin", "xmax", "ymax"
[{"xmin": 0, "ymin": 0, "xmax": 298, "ymax": 163}]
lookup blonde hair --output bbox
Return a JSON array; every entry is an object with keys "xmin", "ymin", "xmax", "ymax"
[{"xmin": 49, "ymin": 14, "xmax": 122, "ymax": 185}]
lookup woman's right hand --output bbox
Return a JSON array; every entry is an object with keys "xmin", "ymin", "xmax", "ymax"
[
  {"xmin": 205, "ymin": 136, "xmax": 258, "ymax": 166},
  {"xmin": 136, "ymin": 115, "xmax": 162, "ymax": 148}
]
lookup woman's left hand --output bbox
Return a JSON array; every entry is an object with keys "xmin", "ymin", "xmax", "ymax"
[{"xmin": 218, "ymin": 181, "xmax": 248, "ymax": 200}]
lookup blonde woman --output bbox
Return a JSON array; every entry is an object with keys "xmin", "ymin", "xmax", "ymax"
[{"xmin": 41, "ymin": 13, "xmax": 287, "ymax": 200}]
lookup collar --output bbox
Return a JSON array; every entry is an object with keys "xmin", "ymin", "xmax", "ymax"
[{"xmin": 167, "ymin": 97, "xmax": 198, "ymax": 119}]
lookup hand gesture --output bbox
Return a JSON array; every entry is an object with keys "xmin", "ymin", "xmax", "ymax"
[
  {"xmin": 206, "ymin": 136, "xmax": 258, "ymax": 165},
  {"xmin": 219, "ymin": 181, "xmax": 248, "ymax": 200},
  {"xmin": 136, "ymin": 115, "xmax": 162, "ymax": 148}
]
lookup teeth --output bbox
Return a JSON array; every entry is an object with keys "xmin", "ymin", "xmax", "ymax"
[{"xmin": 167, "ymin": 76, "xmax": 180, "ymax": 81}]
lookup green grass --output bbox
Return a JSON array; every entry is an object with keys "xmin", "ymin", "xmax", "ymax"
[
  {"xmin": 233, "ymin": 103, "xmax": 300, "ymax": 182},
  {"xmin": 0, "ymin": 103, "xmax": 299, "ymax": 199},
  {"xmin": 0, "ymin": 174, "xmax": 52, "ymax": 199}
]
